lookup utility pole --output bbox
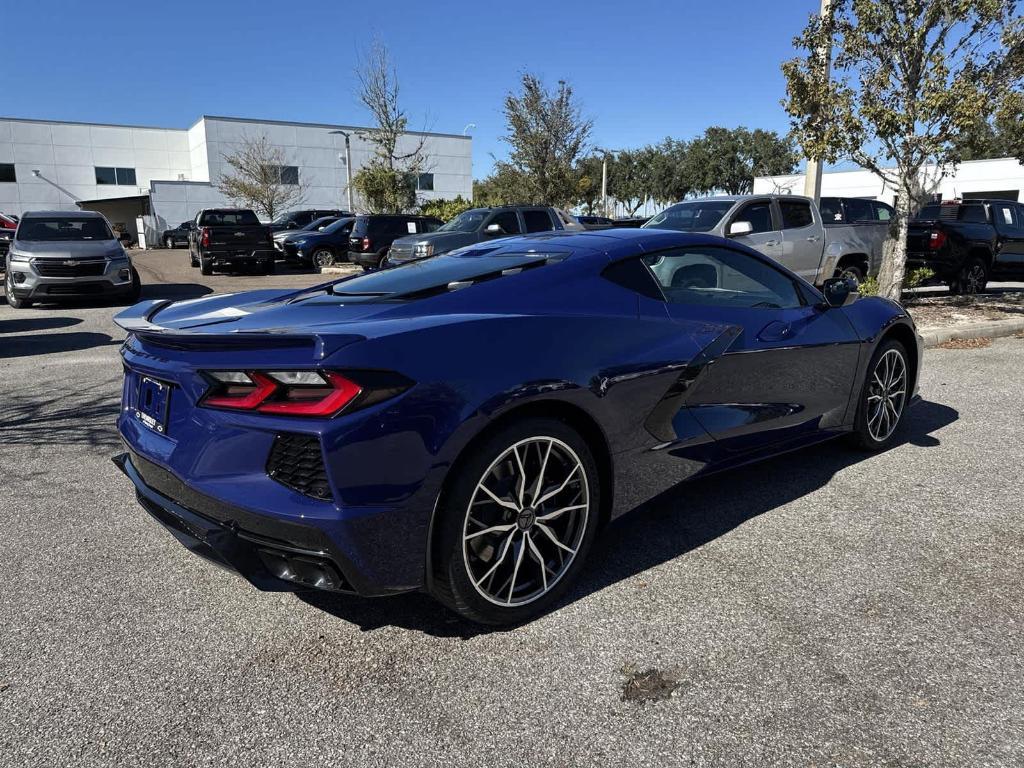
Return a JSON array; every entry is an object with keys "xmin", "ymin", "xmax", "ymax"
[
  {"xmin": 601, "ymin": 155, "xmax": 608, "ymax": 218},
  {"xmin": 329, "ymin": 130, "xmax": 354, "ymax": 212},
  {"xmin": 802, "ymin": 0, "xmax": 833, "ymax": 203}
]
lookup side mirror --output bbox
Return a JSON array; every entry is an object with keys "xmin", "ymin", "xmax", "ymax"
[
  {"xmin": 821, "ymin": 276, "xmax": 859, "ymax": 308},
  {"xmin": 727, "ymin": 220, "xmax": 753, "ymax": 237},
  {"xmin": 287, "ymin": 221, "xmax": 298, "ymax": 229},
  {"xmin": 484, "ymin": 223, "xmax": 505, "ymax": 236}
]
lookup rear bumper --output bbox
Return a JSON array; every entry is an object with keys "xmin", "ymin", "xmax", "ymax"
[
  {"xmin": 201, "ymin": 249, "xmax": 276, "ymax": 266},
  {"xmin": 114, "ymin": 449, "xmax": 368, "ymax": 595},
  {"xmin": 349, "ymin": 250, "xmax": 380, "ymax": 268}
]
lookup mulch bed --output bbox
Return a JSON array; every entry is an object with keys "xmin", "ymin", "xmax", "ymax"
[
  {"xmin": 903, "ymin": 291, "xmax": 1024, "ymax": 331},
  {"xmin": 937, "ymin": 337, "xmax": 993, "ymax": 350}
]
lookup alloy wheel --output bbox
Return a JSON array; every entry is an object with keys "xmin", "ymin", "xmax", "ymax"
[
  {"xmin": 866, "ymin": 348, "xmax": 907, "ymax": 442},
  {"xmin": 963, "ymin": 262, "xmax": 986, "ymax": 294},
  {"xmin": 313, "ymin": 249, "xmax": 334, "ymax": 268},
  {"xmin": 462, "ymin": 436, "xmax": 590, "ymax": 607}
]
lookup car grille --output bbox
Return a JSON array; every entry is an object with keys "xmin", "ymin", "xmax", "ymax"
[
  {"xmin": 389, "ymin": 243, "xmax": 415, "ymax": 260},
  {"xmin": 266, "ymin": 433, "xmax": 333, "ymax": 501},
  {"xmin": 39, "ymin": 281, "xmax": 107, "ymax": 295},
  {"xmin": 34, "ymin": 260, "xmax": 107, "ymax": 277}
]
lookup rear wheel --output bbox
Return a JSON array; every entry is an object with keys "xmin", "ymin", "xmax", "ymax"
[
  {"xmin": 950, "ymin": 256, "xmax": 988, "ymax": 295},
  {"xmin": 835, "ymin": 262, "xmax": 864, "ymax": 283},
  {"xmin": 263, "ymin": 260, "xmax": 276, "ymax": 275},
  {"xmin": 165, "ymin": 236, "xmax": 174, "ymax": 249},
  {"xmin": 432, "ymin": 418, "xmax": 601, "ymax": 625},
  {"xmin": 200, "ymin": 257, "xmax": 213, "ymax": 276},
  {"xmin": 850, "ymin": 339, "xmax": 909, "ymax": 451},
  {"xmin": 312, "ymin": 248, "xmax": 335, "ymax": 268},
  {"xmin": 5, "ymin": 270, "xmax": 30, "ymax": 309}
]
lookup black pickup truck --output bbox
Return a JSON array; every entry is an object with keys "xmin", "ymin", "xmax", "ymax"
[
  {"xmin": 907, "ymin": 199, "xmax": 1024, "ymax": 294},
  {"xmin": 188, "ymin": 208, "xmax": 276, "ymax": 275}
]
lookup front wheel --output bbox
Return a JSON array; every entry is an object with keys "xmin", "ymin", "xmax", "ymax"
[
  {"xmin": 5, "ymin": 270, "xmax": 31, "ymax": 309},
  {"xmin": 850, "ymin": 339, "xmax": 909, "ymax": 451},
  {"xmin": 312, "ymin": 248, "xmax": 335, "ymax": 268},
  {"xmin": 432, "ymin": 418, "xmax": 601, "ymax": 625}
]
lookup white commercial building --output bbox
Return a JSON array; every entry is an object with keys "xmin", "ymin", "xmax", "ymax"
[
  {"xmin": 754, "ymin": 157, "xmax": 1024, "ymax": 206},
  {"xmin": 0, "ymin": 115, "xmax": 473, "ymax": 245}
]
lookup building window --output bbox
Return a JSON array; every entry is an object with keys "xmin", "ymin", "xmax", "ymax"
[
  {"xmin": 96, "ymin": 167, "xmax": 137, "ymax": 185},
  {"xmin": 273, "ymin": 165, "xmax": 299, "ymax": 185},
  {"xmin": 417, "ymin": 173, "xmax": 434, "ymax": 191},
  {"xmin": 0, "ymin": 164, "xmax": 15, "ymax": 183}
]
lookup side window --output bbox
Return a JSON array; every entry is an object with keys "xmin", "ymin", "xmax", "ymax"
[
  {"xmin": 778, "ymin": 199, "xmax": 814, "ymax": 229},
  {"xmin": 958, "ymin": 205, "xmax": 988, "ymax": 224},
  {"xmin": 523, "ymin": 209, "xmax": 555, "ymax": 233},
  {"xmin": 872, "ymin": 201, "xmax": 894, "ymax": 222},
  {"xmin": 733, "ymin": 201, "xmax": 774, "ymax": 233},
  {"xmin": 489, "ymin": 211, "xmax": 521, "ymax": 234},
  {"xmin": 843, "ymin": 198, "xmax": 874, "ymax": 223},
  {"xmin": 995, "ymin": 204, "xmax": 1020, "ymax": 230},
  {"xmin": 642, "ymin": 245, "xmax": 802, "ymax": 309},
  {"xmin": 819, "ymin": 198, "xmax": 845, "ymax": 223}
]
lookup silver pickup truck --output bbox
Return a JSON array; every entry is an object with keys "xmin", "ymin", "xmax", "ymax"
[{"xmin": 643, "ymin": 194, "xmax": 893, "ymax": 286}]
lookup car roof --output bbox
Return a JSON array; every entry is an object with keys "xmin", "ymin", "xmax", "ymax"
[{"xmin": 22, "ymin": 209, "xmax": 106, "ymax": 219}]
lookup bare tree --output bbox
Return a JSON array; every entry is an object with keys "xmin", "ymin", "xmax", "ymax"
[
  {"xmin": 351, "ymin": 40, "xmax": 429, "ymax": 212},
  {"xmin": 216, "ymin": 135, "xmax": 306, "ymax": 220}
]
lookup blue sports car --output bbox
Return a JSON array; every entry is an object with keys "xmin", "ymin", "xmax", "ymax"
[{"xmin": 113, "ymin": 229, "xmax": 922, "ymax": 625}]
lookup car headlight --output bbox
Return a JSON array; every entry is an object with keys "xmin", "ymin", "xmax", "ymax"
[
  {"xmin": 8, "ymin": 251, "xmax": 30, "ymax": 264},
  {"xmin": 413, "ymin": 242, "xmax": 433, "ymax": 258}
]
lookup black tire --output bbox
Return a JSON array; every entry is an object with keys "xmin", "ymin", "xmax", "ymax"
[
  {"xmin": 5, "ymin": 270, "xmax": 30, "ymax": 309},
  {"xmin": 431, "ymin": 417, "xmax": 602, "ymax": 625},
  {"xmin": 124, "ymin": 266, "xmax": 142, "ymax": 303},
  {"xmin": 951, "ymin": 256, "xmax": 989, "ymax": 295},
  {"xmin": 311, "ymin": 248, "xmax": 335, "ymax": 268},
  {"xmin": 165, "ymin": 237, "xmax": 175, "ymax": 249},
  {"xmin": 200, "ymin": 257, "xmax": 213, "ymax": 276},
  {"xmin": 263, "ymin": 260, "xmax": 276, "ymax": 275},
  {"xmin": 850, "ymin": 339, "xmax": 910, "ymax": 451},
  {"xmin": 835, "ymin": 262, "xmax": 864, "ymax": 283}
]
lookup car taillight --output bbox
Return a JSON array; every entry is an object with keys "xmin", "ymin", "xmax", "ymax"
[
  {"xmin": 200, "ymin": 370, "xmax": 410, "ymax": 418},
  {"xmin": 362, "ymin": 236, "xmax": 372, "ymax": 251},
  {"xmin": 928, "ymin": 230, "xmax": 946, "ymax": 250},
  {"xmin": 200, "ymin": 227, "xmax": 210, "ymax": 247}
]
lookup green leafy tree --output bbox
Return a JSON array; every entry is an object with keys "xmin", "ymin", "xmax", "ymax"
[
  {"xmin": 686, "ymin": 127, "xmax": 797, "ymax": 195},
  {"xmin": 419, "ymin": 195, "xmax": 474, "ymax": 221},
  {"xmin": 958, "ymin": 89, "xmax": 1024, "ymax": 161},
  {"xmin": 573, "ymin": 154, "xmax": 605, "ymax": 214},
  {"xmin": 783, "ymin": 0, "xmax": 1024, "ymax": 299},
  {"xmin": 608, "ymin": 148, "xmax": 651, "ymax": 216},
  {"xmin": 496, "ymin": 74, "xmax": 592, "ymax": 207},
  {"xmin": 647, "ymin": 138, "xmax": 694, "ymax": 205},
  {"xmin": 350, "ymin": 40, "xmax": 427, "ymax": 213}
]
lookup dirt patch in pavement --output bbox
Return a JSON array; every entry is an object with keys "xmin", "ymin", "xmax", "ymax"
[
  {"xmin": 620, "ymin": 666, "xmax": 683, "ymax": 702},
  {"xmin": 906, "ymin": 292, "xmax": 1024, "ymax": 330},
  {"xmin": 937, "ymin": 337, "xmax": 993, "ymax": 350}
]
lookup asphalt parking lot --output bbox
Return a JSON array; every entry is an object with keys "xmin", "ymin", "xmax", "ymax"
[{"xmin": 2, "ymin": 250, "xmax": 1022, "ymax": 767}]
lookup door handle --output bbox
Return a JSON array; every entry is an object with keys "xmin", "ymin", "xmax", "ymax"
[
  {"xmin": 763, "ymin": 240, "xmax": 779, "ymax": 247},
  {"xmin": 757, "ymin": 320, "xmax": 793, "ymax": 342},
  {"xmin": 806, "ymin": 235, "xmax": 821, "ymax": 242}
]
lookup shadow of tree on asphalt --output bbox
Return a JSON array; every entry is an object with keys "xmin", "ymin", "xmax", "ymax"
[
  {"xmin": 1, "ymin": 383, "xmax": 121, "ymax": 449},
  {"xmin": 299, "ymin": 399, "xmax": 959, "ymax": 638}
]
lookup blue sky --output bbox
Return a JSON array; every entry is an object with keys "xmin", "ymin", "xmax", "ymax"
[{"xmin": 5, "ymin": 0, "xmax": 821, "ymax": 178}]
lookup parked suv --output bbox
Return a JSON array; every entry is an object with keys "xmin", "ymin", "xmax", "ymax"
[
  {"xmin": 907, "ymin": 199, "xmax": 1024, "ymax": 294},
  {"xmin": 268, "ymin": 209, "xmax": 350, "ymax": 233},
  {"xmin": 349, "ymin": 215, "xmax": 443, "ymax": 269},
  {"xmin": 4, "ymin": 210, "xmax": 141, "ymax": 309},
  {"xmin": 644, "ymin": 195, "xmax": 891, "ymax": 286},
  {"xmin": 387, "ymin": 206, "xmax": 584, "ymax": 266}
]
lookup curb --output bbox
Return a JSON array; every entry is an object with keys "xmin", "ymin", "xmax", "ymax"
[
  {"xmin": 319, "ymin": 265, "xmax": 361, "ymax": 276},
  {"xmin": 919, "ymin": 318, "xmax": 1024, "ymax": 348}
]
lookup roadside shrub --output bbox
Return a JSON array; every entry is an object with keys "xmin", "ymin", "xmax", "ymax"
[
  {"xmin": 858, "ymin": 275, "xmax": 879, "ymax": 296},
  {"xmin": 905, "ymin": 266, "xmax": 935, "ymax": 290},
  {"xmin": 419, "ymin": 196, "xmax": 473, "ymax": 221}
]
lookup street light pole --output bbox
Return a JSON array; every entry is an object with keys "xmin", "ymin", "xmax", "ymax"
[
  {"xmin": 601, "ymin": 155, "xmax": 608, "ymax": 218},
  {"xmin": 803, "ymin": 0, "xmax": 833, "ymax": 204},
  {"xmin": 329, "ymin": 130, "xmax": 354, "ymax": 212}
]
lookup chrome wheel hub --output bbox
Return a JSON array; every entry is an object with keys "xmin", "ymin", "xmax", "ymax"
[
  {"xmin": 463, "ymin": 436, "xmax": 589, "ymax": 607},
  {"xmin": 866, "ymin": 348, "xmax": 907, "ymax": 442}
]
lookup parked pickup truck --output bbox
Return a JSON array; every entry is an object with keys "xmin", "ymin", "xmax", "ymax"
[
  {"xmin": 385, "ymin": 205, "xmax": 584, "ymax": 266},
  {"xmin": 907, "ymin": 199, "xmax": 1024, "ymax": 294},
  {"xmin": 188, "ymin": 208, "xmax": 276, "ymax": 275},
  {"xmin": 643, "ymin": 194, "xmax": 891, "ymax": 286}
]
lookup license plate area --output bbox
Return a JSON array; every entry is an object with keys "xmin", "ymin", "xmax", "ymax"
[{"xmin": 136, "ymin": 376, "xmax": 171, "ymax": 434}]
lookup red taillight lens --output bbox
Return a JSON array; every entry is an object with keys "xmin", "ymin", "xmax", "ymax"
[
  {"xmin": 362, "ymin": 236, "xmax": 372, "ymax": 251},
  {"xmin": 200, "ymin": 227, "xmax": 210, "ymax": 247},
  {"xmin": 201, "ymin": 370, "xmax": 363, "ymax": 417},
  {"xmin": 928, "ymin": 230, "xmax": 946, "ymax": 250}
]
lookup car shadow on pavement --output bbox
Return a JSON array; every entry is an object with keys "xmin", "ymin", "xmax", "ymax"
[
  {"xmin": 0, "ymin": 316, "xmax": 82, "ymax": 334},
  {"xmin": 140, "ymin": 283, "xmax": 213, "ymax": 301},
  {"xmin": 299, "ymin": 398, "xmax": 959, "ymax": 638},
  {"xmin": 0, "ymin": 330, "xmax": 121, "ymax": 359}
]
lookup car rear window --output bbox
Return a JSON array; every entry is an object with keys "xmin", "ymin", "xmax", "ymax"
[
  {"xmin": 778, "ymin": 199, "xmax": 814, "ymax": 229},
  {"xmin": 18, "ymin": 217, "xmax": 113, "ymax": 241},
  {"xmin": 199, "ymin": 210, "xmax": 260, "ymax": 226}
]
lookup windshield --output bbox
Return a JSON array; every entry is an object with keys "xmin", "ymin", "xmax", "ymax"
[
  {"xmin": 322, "ymin": 217, "xmax": 354, "ymax": 233},
  {"xmin": 18, "ymin": 217, "xmax": 113, "ymax": 241},
  {"xmin": 643, "ymin": 201, "xmax": 735, "ymax": 232},
  {"xmin": 437, "ymin": 209, "xmax": 490, "ymax": 233},
  {"xmin": 303, "ymin": 216, "xmax": 338, "ymax": 231}
]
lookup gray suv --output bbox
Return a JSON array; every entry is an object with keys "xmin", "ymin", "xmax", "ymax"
[
  {"xmin": 386, "ymin": 206, "xmax": 584, "ymax": 266},
  {"xmin": 4, "ymin": 210, "xmax": 141, "ymax": 309}
]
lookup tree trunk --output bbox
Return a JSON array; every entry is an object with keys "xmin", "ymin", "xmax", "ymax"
[{"xmin": 877, "ymin": 186, "xmax": 912, "ymax": 301}]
